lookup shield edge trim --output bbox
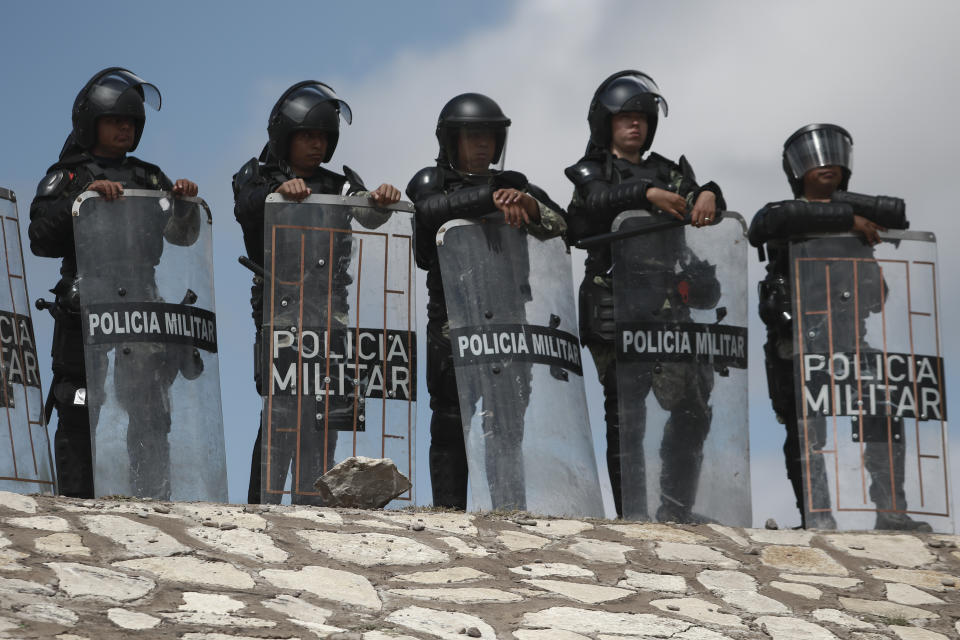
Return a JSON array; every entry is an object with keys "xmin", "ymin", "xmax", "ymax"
[
  {"xmin": 611, "ymin": 209, "xmax": 748, "ymax": 235},
  {"xmin": 265, "ymin": 192, "xmax": 415, "ymax": 215},
  {"xmin": 71, "ymin": 190, "xmax": 212, "ymax": 225},
  {"xmin": 789, "ymin": 230, "xmax": 936, "ymax": 244},
  {"xmin": 0, "ymin": 188, "xmax": 14, "ymax": 202}
]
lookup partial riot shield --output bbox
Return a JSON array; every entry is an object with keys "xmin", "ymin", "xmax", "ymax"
[
  {"xmin": 791, "ymin": 231, "xmax": 951, "ymax": 533},
  {"xmin": 72, "ymin": 190, "xmax": 226, "ymax": 501},
  {"xmin": 262, "ymin": 194, "xmax": 416, "ymax": 506},
  {"xmin": 0, "ymin": 188, "xmax": 54, "ymax": 494},
  {"xmin": 437, "ymin": 217, "xmax": 604, "ymax": 517},
  {"xmin": 611, "ymin": 211, "xmax": 750, "ymax": 525}
]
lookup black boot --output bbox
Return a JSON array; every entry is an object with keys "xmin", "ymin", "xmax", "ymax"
[
  {"xmin": 867, "ymin": 437, "xmax": 931, "ymax": 532},
  {"xmin": 429, "ymin": 408, "xmax": 468, "ymax": 510}
]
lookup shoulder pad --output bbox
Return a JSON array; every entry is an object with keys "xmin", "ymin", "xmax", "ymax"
[
  {"xmin": 35, "ymin": 169, "xmax": 73, "ymax": 198},
  {"xmin": 677, "ymin": 155, "xmax": 697, "ymax": 182},
  {"xmin": 232, "ymin": 158, "xmax": 261, "ymax": 191},
  {"xmin": 406, "ymin": 167, "xmax": 445, "ymax": 202},
  {"xmin": 342, "ymin": 165, "xmax": 367, "ymax": 193},
  {"xmin": 564, "ymin": 160, "xmax": 605, "ymax": 187}
]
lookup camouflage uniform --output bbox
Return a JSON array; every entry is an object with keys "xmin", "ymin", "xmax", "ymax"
[{"xmin": 566, "ymin": 151, "xmax": 725, "ymax": 521}]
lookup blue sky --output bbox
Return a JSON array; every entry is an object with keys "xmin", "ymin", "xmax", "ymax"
[{"xmin": 2, "ymin": 1, "xmax": 958, "ymax": 527}]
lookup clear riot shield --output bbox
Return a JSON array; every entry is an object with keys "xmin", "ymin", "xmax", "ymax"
[
  {"xmin": 791, "ymin": 231, "xmax": 952, "ymax": 533},
  {"xmin": 262, "ymin": 194, "xmax": 416, "ymax": 506},
  {"xmin": 437, "ymin": 217, "xmax": 604, "ymax": 517},
  {"xmin": 72, "ymin": 190, "xmax": 226, "ymax": 501},
  {"xmin": 611, "ymin": 211, "xmax": 750, "ymax": 525},
  {"xmin": 0, "ymin": 188, "xmax": 54, "ymax": 494}
]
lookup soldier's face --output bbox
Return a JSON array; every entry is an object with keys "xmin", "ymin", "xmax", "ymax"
[
  {"xmin": 288, "ymin": 130, "xmax": 329, "ymax": 174},
  {"xmin": 94, "ymin": 115, "xmax": 136, "ymax": 158},
  {"xmin": 456, "ymin": 128, "xmax": 496, "ymax": 173},
  {"xmin": 610, "ymin": 111, "xmax": 649, "ymax": 156},
  {"xmin": 802, "ymin": 165, "xmax": 843, "ymax": 197}
]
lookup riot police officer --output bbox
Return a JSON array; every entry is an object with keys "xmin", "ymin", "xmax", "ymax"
[
  {"xmin": 565, "ymin": 70, "xmax": 726, "ymax": 521},
  {"xmin": 406, "ymin": 93, "xmax": 566, "ymax": 510},
  {"xmin": 29, "ymin": 67, "xmax": 198, "ymax": 498},
  {"xmin": 749, "ymin": 123, "xmax": 929, "ymax": 531},
  {"xmin": 232, "ymin": 80, "xmax": 401, "ymax": 504}
]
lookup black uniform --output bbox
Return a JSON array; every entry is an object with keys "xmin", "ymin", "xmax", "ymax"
[
  {"xmin": 566, "ymin": 149, "xmax": 725, "ymax": 520},
  {"xmin": 749, "ymin": 197, "xmax": 924, "ymax": 530},
  {"xmin": 29, "ymin": 151, "xmax": 172, "ymax": 498},
  {"xmin": 233, "ymin": 157, "xmax": 365, "ymax": 504},
  {"xmin": 407, "ymin": 165, "xmax": 564, "ymax": 509}
]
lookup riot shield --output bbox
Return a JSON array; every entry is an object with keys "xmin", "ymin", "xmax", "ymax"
[
  {"xmin": 262, "ymin": 194, "xmax": 416, "ymax": 506},
  {"xmin": 437, "ymin": 216, "xmax": 604, "ymax": 517},
  {"xmin": 72, "ymin": 190, "xmax": 226, "ymax": 501},
  {"xmin": 790, "ymin": 231, "xmax": 952, "ymax": 533},
  {"xmin": 0, "ymin": 188, "xmax": 54, "ymax": 494},
  {"xmin": 611, "ymin": 211, "xmax": 750, "ymax": 525}
]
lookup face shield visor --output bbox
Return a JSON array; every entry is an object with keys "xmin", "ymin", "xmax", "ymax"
[
  {"xmin": 598, "ymin": 73, "xmax": 669, "ymax": 118},
  {"xmin": 87, "ymin": 69, "xmax": 161, "ymax": 113},
  {"xmin": 783, "ymin": 126, "xmax": 853, "ymax": 181},
  {"xmin": 280, "ymin": 83, "xmax": 352, "ymax": 127},
  {"xmin": 447, "ymin": 124, "xmax": 509, "ymax": 176}
]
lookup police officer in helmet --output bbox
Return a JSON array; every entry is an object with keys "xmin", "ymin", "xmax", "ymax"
[
  {"xmin": 750, "ymin": 123, "xmax": 928, "ymax": 531},
  {"xmin": 233, "ymin": 81, "xmax": 401, "ymax": 504},
  {"xmin": 565, "ymin": 70, "xmax": 725, "ymax": 522},
  {"xmin": 29, "ymin": 67, "xmax": 198, "ymax": 498},
  {"xmin": 407, "ymin": 93, "xmax": 566, "ymax": 509}
]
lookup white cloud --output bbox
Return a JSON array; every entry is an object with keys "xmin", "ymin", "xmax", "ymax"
[{"xmin": 318, "ymin": 0, "xmax": 960, "ymax": 524}]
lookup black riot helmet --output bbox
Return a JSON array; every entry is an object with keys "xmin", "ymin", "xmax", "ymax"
[
  {"xmin": 267, "ymin": 81, "xmax": 352, "ymax": 164},
  {"xmin": 782, "ymin": 123, "xmax": 853, "ymax": 197},
  {"xmin": 70, "ymin": 67, "xmax": 161, "ymax": 153},
  {"xmin": 587, "ymin": 70, "xmax": 668, "ymax": 153},
  {"xmin": 435, "ymin": 93, "xmax": 511, "ymax": 173}
]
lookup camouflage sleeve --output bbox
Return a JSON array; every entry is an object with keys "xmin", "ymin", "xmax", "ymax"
[
  {"xmin": 347, "ymin": 192, "xmax": 393, "ymax": 230},
  {"xmin": 524, "ymin": 198, "xmax": 566, "ymax": 240}
]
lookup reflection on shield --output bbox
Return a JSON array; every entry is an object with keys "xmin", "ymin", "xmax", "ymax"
[
  {"xmin": 612, "ymin": 211, "xmax": 750, "ymax": 526},
  {"xmin": 791, "ymin": 231, "xmax": 952, "ymax": 533},
  {"xmin": 437, "ymin": 216, "xmax": 604, "ymax": 517},
  {"xmin": 0, "ymin": 188, "xmax": 54, "ymax": 494},
  {"xmin": 262, "ymin": 194, "xmax": 416, "ymax": 506},
  {"xmin": 72, "ymin": 190, "xmax": 226, "ymax": 501}
]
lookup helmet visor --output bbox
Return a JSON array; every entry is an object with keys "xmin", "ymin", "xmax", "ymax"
[
  {"xmin": 783, "ymin": 127, "xmax": 852, "ymax": 180},
  {"xmin": 598, "ymin": 73, "xmax": 668, "ymax": 118},
  {"xmin": 449, "ymin": 125, "xmax": 508, "ymax": 175},
  {"xmin": 280, "ymin": 83, "xmax": 352, "ymax": 126},
  {"xmin": 87, "ymin": 70, "xmax": 161, "ymax": 112}
]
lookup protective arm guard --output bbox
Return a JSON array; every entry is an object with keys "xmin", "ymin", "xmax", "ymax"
[
  {"xmin": 564, "ymin": 161, "xmax": 659, "ymax": 242},
  {"xmin": 583, "ymin": 179, "xmax": 654, "ymax": 218},
  {"xmin": 409, "ymin": 169, "xmax": 530, "ymax": 230},
  {"xmin": 831, "ymin": 191, "xmax": 908, "ymax": 229},
  {"xmin": 417, "ymin": 185, "xmax": 496, "ymax": 228},
  {"xmin": 748, "ymin": 200, "xmax": 855, "ymax": 247}
]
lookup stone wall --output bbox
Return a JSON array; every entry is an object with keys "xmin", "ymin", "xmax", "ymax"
[{"xmin": 0, "ymin": 492, "xmax": 958, "ymax": 639}]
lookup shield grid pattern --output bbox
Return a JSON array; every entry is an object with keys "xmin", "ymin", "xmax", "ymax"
[{"xmin": 791, "ymin": 230, "xmax": 952, "ymax": 533}]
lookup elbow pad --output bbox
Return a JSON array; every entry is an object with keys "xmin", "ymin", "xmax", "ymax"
[
  {"xmin": 831, "ymin": 191, "xmax": 908, "ymax": 229},
  {"xmin": 419, "ymin": 184, "xmax": 495, "ymax": 227},
  {"xmin": 585, "ymin": 179, "xmax": 652, "ymax": 217}
]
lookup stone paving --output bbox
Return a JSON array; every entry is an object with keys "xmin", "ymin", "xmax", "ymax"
[{"xmin": 0, "ymin": 492, "xmax": 958, "ymax": 638}]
